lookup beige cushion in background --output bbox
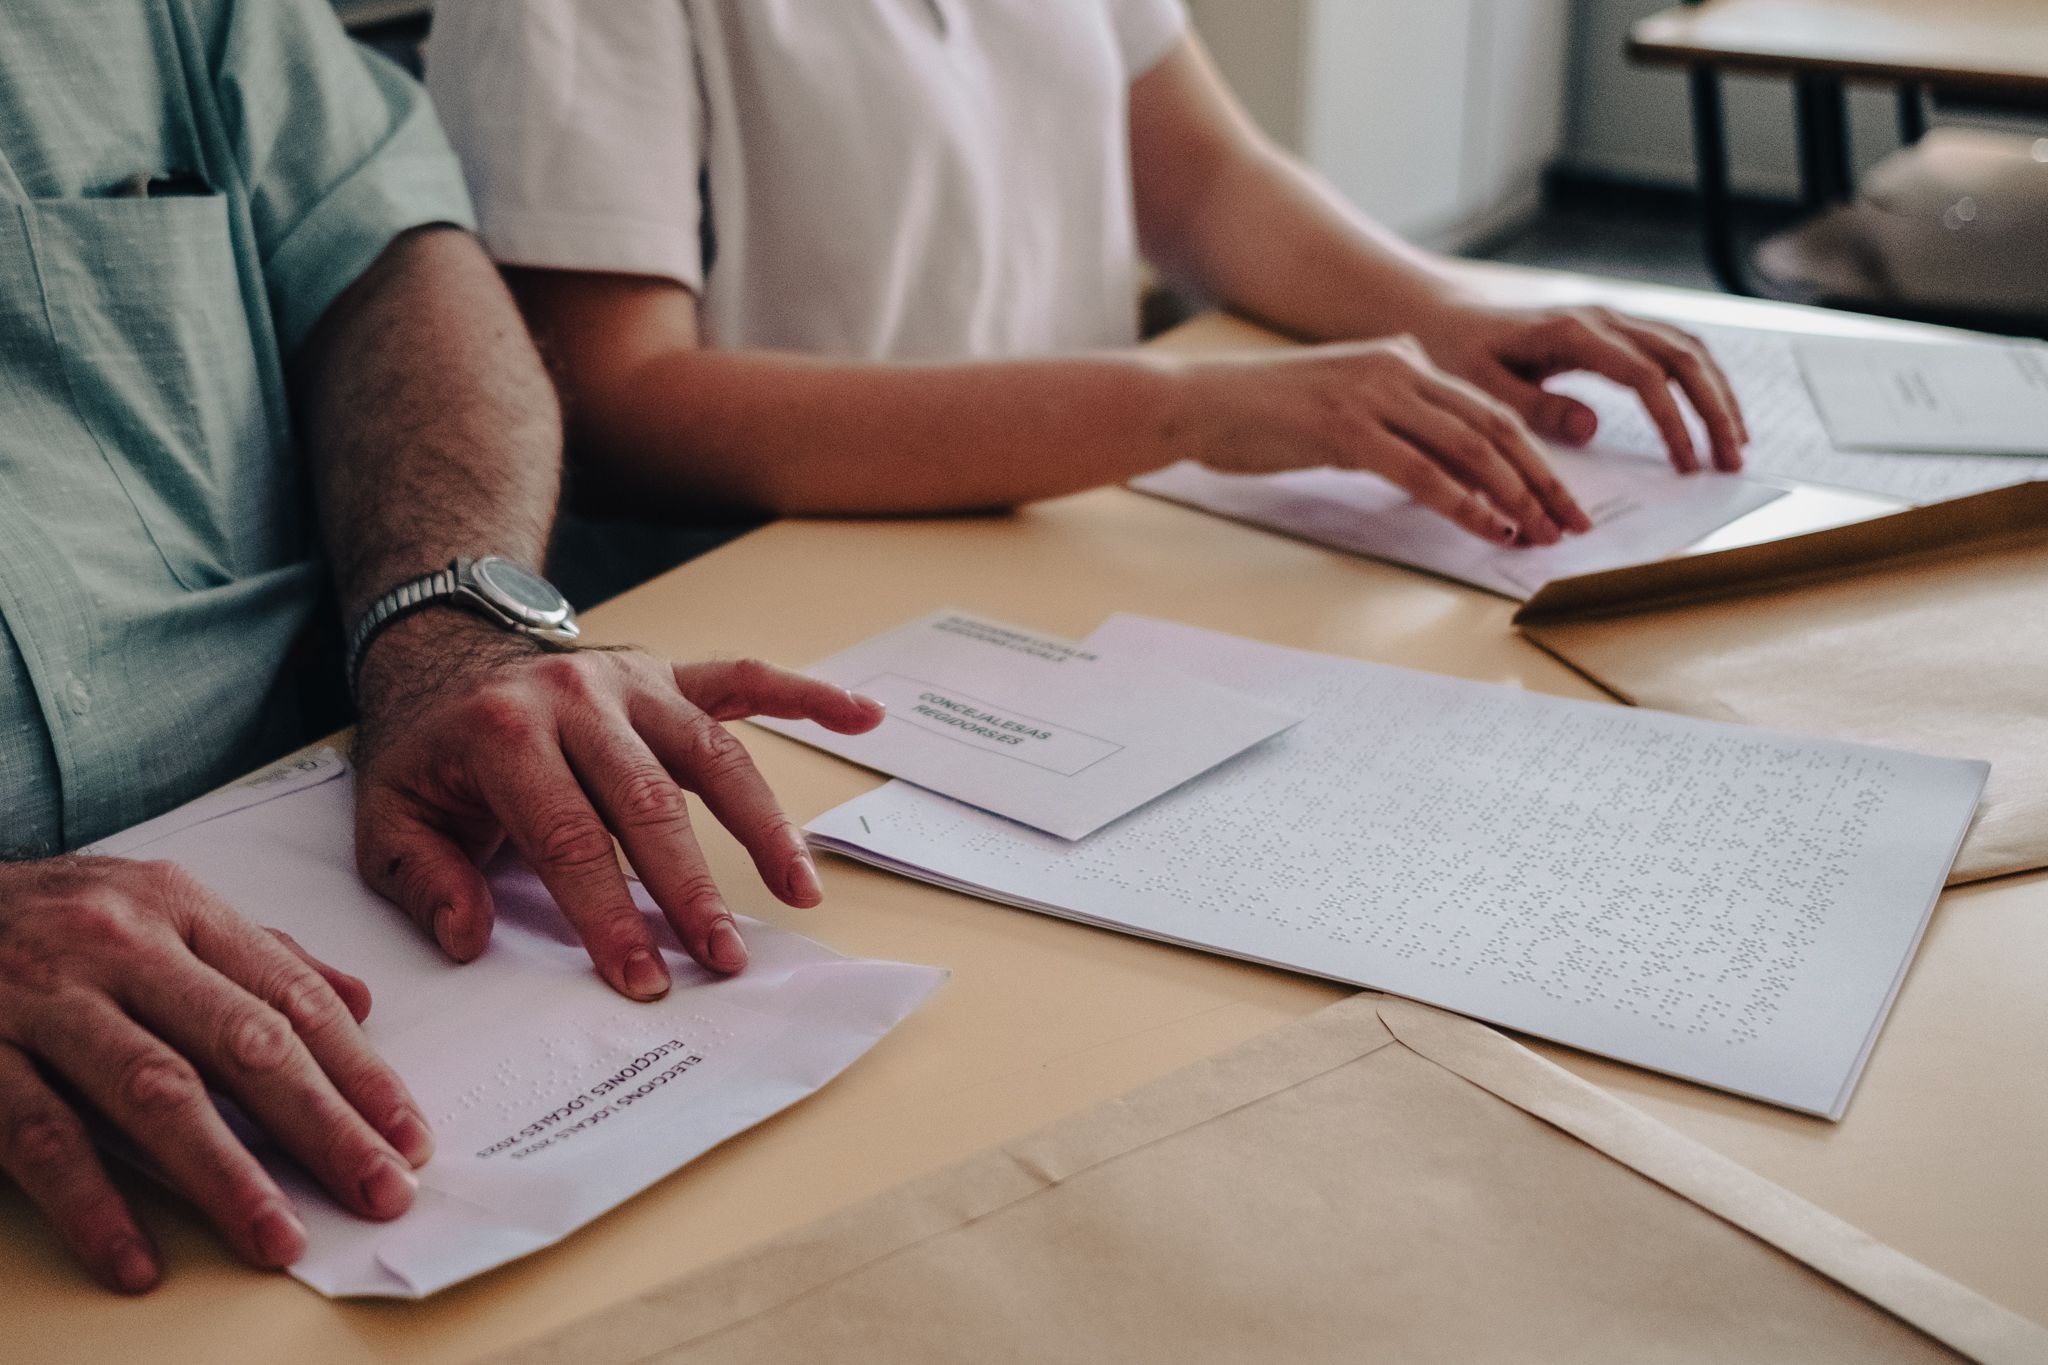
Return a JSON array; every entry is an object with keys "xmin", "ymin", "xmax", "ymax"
[{"xmin": 482, "ymin": 996, "xmax": 2045, "ymax": 1365}]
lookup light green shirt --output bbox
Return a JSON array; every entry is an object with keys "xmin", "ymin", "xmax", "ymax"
[{"xmin": 0, "ymin": 0, "xmax": 475, "ymax": 855}]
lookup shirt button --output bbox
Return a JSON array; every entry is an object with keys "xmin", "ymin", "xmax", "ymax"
[{"xmin": 65, "ymin": 676, "xmax": 93, "ymax": 717}]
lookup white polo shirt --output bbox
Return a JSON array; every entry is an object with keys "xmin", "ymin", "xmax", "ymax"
[{"xmin": 426, "ymin": 0, "xmax": 1188, "ymax": 362}]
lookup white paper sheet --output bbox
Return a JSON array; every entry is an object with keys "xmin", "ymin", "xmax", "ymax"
[
  {"xmin": 92, "ymin": 754, "xmax": 944, "ymax": 1298},
  {"xmin": 1549, "ymin": 319, "xmax": 2048, "ymax": 503},
  {"xmin": 1130, "ymin": 449, "xmax": 1784, "ymax": 599},
  {"xmin": 808, "ymin": 618, "xmax": 1986, "ymax": 1119},
  {"xmin": 1795, "ymin": 335, "xmax": 2048, "ymax": 455},
  {"xmin": 751, "ymin": 610, "xmax": 1301, "ymax": 839}
]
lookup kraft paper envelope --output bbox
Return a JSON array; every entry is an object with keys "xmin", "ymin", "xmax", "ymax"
[
  {"xmin": 1516, "ymin": 480, "xmax": 2048, "ymax": 885},
  {"xmin": 484, "ymin": 996, "xmax": 2046, "ymax": 1365}
]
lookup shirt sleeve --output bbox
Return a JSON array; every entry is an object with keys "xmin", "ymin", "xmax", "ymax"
[
  {"xmin": 425, "ymin": 0, "xmax": 708, "ymax": 292},
  {"xmin": 207, "ymin": 0, "xmax": 477, "ymax": 359},
  {"xmin": 1105, "ymin": 0, "xmax": 1190, "ymax": 79}
]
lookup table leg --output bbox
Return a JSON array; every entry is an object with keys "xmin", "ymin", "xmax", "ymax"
[
  {"xmin": 1794, "ymin": 73, "xmax": 1855, "ymax": 208},
  {"xmin": 1897, "ymin": 85, "xmax": 1928, "ymax": 145},
  {"xmin": 1687, "ymin": 61, "xmax": 1749, "ymax": 295}
]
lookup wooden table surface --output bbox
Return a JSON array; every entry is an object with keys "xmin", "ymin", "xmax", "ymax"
[
  {"xmin": 1632, "ymin": 0, "xmax": 2048, "ymax": 93},
  {"xmin": 5, "ymin": 264, "xmax": 2044, "ymax": 1363}
]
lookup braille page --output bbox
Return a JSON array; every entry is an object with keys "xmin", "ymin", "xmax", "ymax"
[
  {"xmin": 1130, "ymin": 447, "xmax": 1783, "ymax": 600},
  {"xmin": 1548, "ymin": 320, "xmax": 2048, "ymax": 504},
  {"xmin": 808, "ymin": 619, "xmax": 1987, "ymax": 1118}
]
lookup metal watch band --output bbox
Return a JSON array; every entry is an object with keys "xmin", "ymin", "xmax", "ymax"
[{"xmin": 344, "ymin": 563, "xmax": 462, "ymax": 703}]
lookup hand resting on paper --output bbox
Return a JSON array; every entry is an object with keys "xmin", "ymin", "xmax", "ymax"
[
  {"xmin": 1410, "ymin": 303, "xmax": 1751, "ymax": 478},
  {"xmin": 0, "ymin": 856, "xmax": 431, "ymax": 1293},
  {"xmin": 1176, "ymin": 335, "xmax": 1595, "ymax": 547},
  {"xmin": 351, "ymin": 615, "xmax": 885, "ymax": 1001}
]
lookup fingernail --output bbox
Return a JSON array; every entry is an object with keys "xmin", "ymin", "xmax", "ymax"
[
  {"xmin": 251, "ymin": 1206, "xmax": 306, "ymax": 1267},
  {"xmin": 431, "ymin": 903, "xmax": 458, "ymax": 950},
  {"xmin": 1568, "ymin": 409, "xmax": 1597, "ymax": 444},
  {"xmin": 110, "ymin": 1241, "xmax": 158, "ymax": 1295},
  {"xmin": 786, "ymin": 851, "xmax": 823, "ymax": 904},
  {"xmin": 387, "ymin": 1106, "xmax": 435, "ymax": 1167},
  {"xmin": 622, "ymin": 948, "xmax": 670, "ymax": 1000},
  {"xmin": 359, "ymin": 1151, "xmax": 419, "ymax": 1220},
  {"xmin": 708, "ymin": 917, "xmax": 748, "ymax": 974},
  {"xmin": 851, "ymin": 691, "xmax": 885, "ymax": 715}
]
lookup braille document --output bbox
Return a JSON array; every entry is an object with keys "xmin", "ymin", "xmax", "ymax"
[
  {"xmin": 1546, "ymin": 319, "xmax": 2048, "ymax": 503},
  {"xmin": 91, "ymin": 752, "xmax": 944, "ymax": 1299},
  {"xmin": 1130, "ymin": 448, "xmax": 1785, "ymax": 600},
  {"xmin": 808, "ymin": 617, "xmax": 1988, "ymax": 1118},
  {"xmin": 751, "ymin": 610, "xmax": 1302, "ymax": 839},
  {"xmin": 1796, "ymin": 335, "xmax": 2048, "ymax": 455}
]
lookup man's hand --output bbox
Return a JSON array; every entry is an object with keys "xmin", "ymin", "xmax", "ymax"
[
  {"xmin": 0, "ymin": 857, "xmax": 430, "ymax": 1293},
  {"xmin": 351, "ymin": 617, "xmax": 885, "ymax": 1000},
  {"xmin": 1412, "ymin": 304, "xmax": 1751, "ymax": 476},
  {"xmin": 1176, "ymin": 336, "xmax": 1594, "ymax": 547}
]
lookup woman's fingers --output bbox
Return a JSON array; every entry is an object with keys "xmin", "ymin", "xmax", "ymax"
[
  {"xmin": 1384, "ymin": 400, "xmax": 1561, "ymax": 545},
  {"xmin": 1344, "ymin": 429, "xmax": 1523, "ymax": 545},
  {"xmin": 1511, "ymin": 313, "xmax": 1703, "ymax": 473},
  {"xmin": 1407, "ymin": 375, "xmax": 1593, "ymax": 537},
  {"xmin": 1600, "ymin": 312, "xmax": 1750, "ymax": 470}
]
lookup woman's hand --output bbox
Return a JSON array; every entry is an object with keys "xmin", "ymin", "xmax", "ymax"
[
  {"xmin": 1175, "ymin": 336, "xmax": 1594, "ymax": 547},
  {"xmin": 1411, "ymin": 303, "xmax": 1751, "ymax": 475}
]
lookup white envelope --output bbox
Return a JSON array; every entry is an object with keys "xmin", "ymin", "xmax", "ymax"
[
  {"xmin": 91, "ymin": 753, "xmax": 945, "ymax": 1299},
  {"xmin": 752, "ymin": 610, "xmax": 1302, "ymax": 839}
]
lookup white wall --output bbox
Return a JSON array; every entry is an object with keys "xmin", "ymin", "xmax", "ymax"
[{"xmin": 1189, "ymin": 0, "xmax": 1570, "ymax": 244}]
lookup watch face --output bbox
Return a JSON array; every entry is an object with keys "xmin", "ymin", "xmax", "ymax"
[{"xmin": 472, "ymin": 557, "xmax": 572, "ymax": 628}]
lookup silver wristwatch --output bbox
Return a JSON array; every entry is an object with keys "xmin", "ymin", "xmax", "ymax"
[{"xmin": 345, "ymin": 556, "xmax": 580, "ymax": 700}]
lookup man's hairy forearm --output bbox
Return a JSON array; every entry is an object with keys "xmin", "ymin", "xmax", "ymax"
[{"xmin": 297, "ymin": 226, "xmax": 562, "ymax": 625}]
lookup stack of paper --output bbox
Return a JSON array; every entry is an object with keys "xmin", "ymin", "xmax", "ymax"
[
  {"xmin": 808, "ymin": 617, "xmax": 1987, "ymax": 1119},
  {"xmin": 92, "ymin": 754, "xmax": 944, "ymax": 1298}
]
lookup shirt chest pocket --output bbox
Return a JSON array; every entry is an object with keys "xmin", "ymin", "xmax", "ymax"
[{"xmin": 27, "ymin": 193, "xmax": 293, "ymax": 590}]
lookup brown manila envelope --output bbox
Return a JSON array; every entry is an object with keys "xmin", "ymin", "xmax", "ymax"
[
  {"xmin": 483, "ymin": 996, "xmax": 2046, "ymax": 1365},
  {"xmin": 1515, "ymin": 480, "xmax": 2048, "ymax": 885}
]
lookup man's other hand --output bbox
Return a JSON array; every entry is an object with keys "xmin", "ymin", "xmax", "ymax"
[
  {"xmin": 351, "ymin": 617, "xmax": 885, "ymax": 1000},
  {"xmin": 0, "ymin": 857, "xmax": 429, "ymax": 1292}
]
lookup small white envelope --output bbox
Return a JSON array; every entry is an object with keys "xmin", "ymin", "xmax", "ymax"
[
  {"xmin": 751, "ymin": 611, "xmax": 1303, "ymax": 839},
  {"xmin": 92, "ymin": 754, "xmax": 944, "ymax": 1299},
  {"xmin": 1797, "ymin": 335, "xmax": 2048, "ymax": 455}
]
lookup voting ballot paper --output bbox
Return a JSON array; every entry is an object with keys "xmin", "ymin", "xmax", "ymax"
[
  {"xmin": 751, "ymin": 610, "xmax": 1302, "ymax": 839},
  {"xmin": 89, "ymin": 753, "xmax": 944, "ymax": 1299},
  {"xmin": 809, "ymin": 617, "xmax": 1987, "ymax": 1119},
  {"xmin": 1132, "ymin": 447, "xmax": 1785, "ymax": 600}
]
